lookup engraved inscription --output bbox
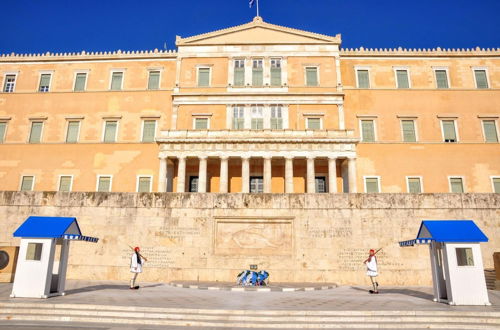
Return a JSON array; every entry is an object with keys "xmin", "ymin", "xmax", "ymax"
[
  {"xmin": 307, "ymin": 227, "xmax": 353, "ymax": 238},
  {"xmin": 120, "ymin": 247, "xmax": 175, "ymax": 269}
]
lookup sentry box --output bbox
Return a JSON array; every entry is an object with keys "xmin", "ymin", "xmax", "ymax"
[
  {"xmin": 399, "ymin": 220, "xmax": 490, "ymax": 306},
  {"xmin": 10, "ymin": 216, "xmax": 98, "ymax": 299}
]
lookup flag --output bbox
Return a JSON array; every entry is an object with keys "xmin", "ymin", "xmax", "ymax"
[{"xmin": 249, "ymin": 0, "xmax": 255, "ymax": 8}]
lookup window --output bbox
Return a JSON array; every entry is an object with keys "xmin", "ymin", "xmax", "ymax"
[
  {"xmin": 250, "ymin": 176, "xmax": 263, "ymax": 193},
  {"xmin": 137, "ymin": 176, "xmax": 152, "ymax": 193},
  {"xmin": 270, "ymin": 58, "xmax": 282, "ymax": 86},
  {"xmin": 20, "ymin": 176, "xmax": 34, "ymax": 191},
  {"xmin": 401, "ymin": 120, "xmax": 416, "ymax": 142},
  {"xmin": 442, "ymin": 120, "xmax": 457, "ymax": 142},
  {"xmin": 449, "ymin": 177, "xmax": 464, "ymax": 193},
  {"xmin": 474, "ymin": 69, "xmax": 489, "ymax": 89},
  {"xmin": 0, "ymin": 122, "xmax": 6, "ymax": 143},
  {"xmin": 233, "ymin": 106, "xmax": 244, "ymax": 129},
  {"xmin": 315, "ymin": 177, "xmax": 327, "ymax": 193},
  {"xmin": 26, "ymin": 243, "xmax": 43, "ymax": 261},
  {"xmin": 407, "ymin": 177, "xmax": 422, "ymax": 193},
  {"xmin": 456, "ymin": 248, "xmax": 474, "ymax": 266},
  {"xmin": 3, "ymin": 74, "xmax": 16, "ymax": 92},
  {"xmin": 97, "ymin": 176, "xmax": 112, "ymax": 192},
  {"xmin": 251, "ymin": 106, "xmax": 263, "ymax": 129},
  {"xmin": 197, "ymin": 67, "xmax": 210, "ymax": 87},
  {"xmin": 38, "ymin": 73, "xmax": 51, "ymax": 92},
  {"xmin": 66, "ymin": 121, "xmax": 80, "ymax": 143},
  {"xmin": 435, "ymin": 69, "xmax": 449, "ymax": 89},
  {"xmin": 148, "ymin": 71, "xmax": 160, "ymax": 90},
  {"xmin": 271, "ymin": 105, "xmax": 283, "ymax": 129},
  {"xmin": 395, "ymin": 69, "xmax": 410, "ymax": 89},
  {"xmin": 58, "ymin": 176, "xmax": 72, "ymax": 192},
  {"xmin": 492, "ymin": 177, "xmax": 500, "ymax": 193},
  {"xmin": 364, "ymin": 177, "xmax": 380, "ymax": 193},
  {"xmin": 29, "ymin": 121, "xmax": 43, "ymax": 143},
  {"xmin": 356, "ymin": 69, "xmax": 370, "ymax": 88},
  {"xmin": 234, "ymin": 59, "xmax": 245, "ymax": 86},
  {"xmin": 305, "ymin": 67, "xmax": 318, "ymax": 86},
  {"xmin": 110, "ymin": 71, "xmax": 124, "ymax": 90},
  {"xmin": 361, "ymin": 120, "xmax": 375, "ymax": 142},
  {"xmin": 74, "ymin": 73, "xmax": 87, "ymax": 91},
  {"xmin": 142, "ymin": 120, "xmax": 156, "ymax": 142},
  {"xmin": 307, "ymin": 117, "xmax": 321, "ymax": 130},
  {"xmin": 252, "ymin": 59, "xmax": 263, "ymax": 86},
  {"xmin": 189, "ymin": 176, "xmax": 199, "ymax": 192},
  {"xmin": 103, "ymin": 121, "xmax": 118, "ymax": 142},
  {"xmin": 482, "ymin": 120, "xmax": 498, "ymax": 143},
  {"xmin": 194, "ymin": 117, "xmax": 209, "ymax": 130}
]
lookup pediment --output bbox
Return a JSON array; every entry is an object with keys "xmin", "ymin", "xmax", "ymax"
[{"xmin": 176, "ymin": 17, "xmax": 341, "ymax": 46}]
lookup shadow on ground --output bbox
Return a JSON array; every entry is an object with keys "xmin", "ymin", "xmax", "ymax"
[
  {"xmin": 64, "ymin": 283, "xmax": 164, "ymax": 295},
  {"xmin": 350, "ymin": 286, "xmax": 435, "ymax": 301}
]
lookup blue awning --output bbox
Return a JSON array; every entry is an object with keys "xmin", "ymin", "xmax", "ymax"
[{"xmin": 13, "ymin": 216, "xmax": 98, "ymax": 243}]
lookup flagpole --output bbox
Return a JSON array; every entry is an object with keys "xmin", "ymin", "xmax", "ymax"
[{"xmin": 257, "ymin": 0, "xmax": 260, "ymax": 17}]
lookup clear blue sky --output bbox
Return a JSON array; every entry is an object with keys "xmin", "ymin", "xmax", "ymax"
[{"xmin": 1, "ymin": 0, "xmax": 499, "ymax": 54}]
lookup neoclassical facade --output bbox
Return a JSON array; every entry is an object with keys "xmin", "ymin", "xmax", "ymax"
[{"xmin": 0, "ymin": 17, "xmax": 499, "ymax": 194}]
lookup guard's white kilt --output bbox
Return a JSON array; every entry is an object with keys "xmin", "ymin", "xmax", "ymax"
[
  {"xmin": 130, "ymin": 253, "xmax": 143, "ymax": 273},
  {"xmin": 366, "ymin": 257, "xmax": 378, "ymax": 277}
]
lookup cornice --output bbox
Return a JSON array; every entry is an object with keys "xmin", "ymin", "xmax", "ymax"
[{"xmin": 340, "ymin": 46, "xmax": 500, "ymax": 57}]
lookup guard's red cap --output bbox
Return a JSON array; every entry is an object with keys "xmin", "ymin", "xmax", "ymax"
[
  {"xmin": 369, "ymin": 249, "xmax": 375, "ymax": 253},
  {"xmin": 134, "ymin": 246, "xmax": 140, "ymax": 252}
]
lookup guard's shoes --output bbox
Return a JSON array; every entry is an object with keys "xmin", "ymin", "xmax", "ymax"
[
  {"xmin": 129, "ymin": 286, "xmax": 140, "ymax": 290},
  {"xmin": 369, "ymin": 290, "xmax": 379, "ymax": 294}
]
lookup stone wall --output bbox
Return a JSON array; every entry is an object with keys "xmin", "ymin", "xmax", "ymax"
[{"xmin": 0, "ymin": 191, "xmax": 498, "ymax": 285}]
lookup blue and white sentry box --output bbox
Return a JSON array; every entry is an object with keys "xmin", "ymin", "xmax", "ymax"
[
  {"xmin": 400, "ymin": 220, "xmax": 490, "ymax": 306},
  {"xmin": 11, "ymin": 216, "xmax": 98, "ymax": 299}
]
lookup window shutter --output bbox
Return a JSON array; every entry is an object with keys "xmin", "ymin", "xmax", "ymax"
[
  {"xmin": 408, "ymin": 178, "xmax": 421, "ymax": 193},
  {"xmin": 483, "ymin": 120, "xmax": 498, "ymax": 142},
  {"xmin": 252, "ymin": 68, "xmax": 263, "ymax": 86},
  {"xmin": 306, "ymin": 67, "xmax": 318, "ymax": 86},
  {"xmin": 450, "ymin": 178, "xmax": 464, "ymax": 193},
  {"xmin": 474, "ymin": 70, "xmax": 488, "ymax": 89},
  {"xmin": 0, "ymin": 122, "xmax": 6, "ymax": 143},
  {"xmin": 493, "ymin": 178, "xmax": 500, "ymax": 193},
  {"xmin": 74, "ymin": 73, "xmax": 87, "ymax": 91},
  {"xmin": 3, "ymin": 75, "xmax": 16, "ymax": 92},
  {"xmin": 357, "ymin": 70, "xmax": 370, "ymax": 88},
  {"xmin": 307, "ymin": 118, "xmax": 321, "ymax": 130},
  {"xmin": 198, "ymin": 68, "xmax": 210, "ymax": 87},
  {"xmin": 365, "ymin": 178, "xmax": 379, "ymax": 193},
  {"xmin": 195, "ymin": 118, "xmax": 208, "ymax": 129},
  {"xmin": 104, "ymin": 121, "xmax": 117, "ymax": 142},
  {"xmin": 234, "ymin": 68, "xmax": 245, "ymax": 86},
  {"xmin": 39, "ymin": 74, "xmax": 51, "ymax": 91},
  {"xmin": 396, "ymin": 70, "xmax": 409, "ymax": 88},
  {"xmin": 29, "ymin": 122, "xmax": 43, "ymax": 143},
  {"xmin": 251, "ymin": 118, "xmax": 263, "ymax": 129},
  {"xmin": 271, "ymin": 67, "xmax": 281, "ymax": 86},
  {"xmin": 59, "ymin": 176, "xmax": 72, "ymax": 192},
  {"xmin": 148, "ymin": 71, "xmax": 160, "ymax": 90},
  {"xmin": 110, "ymin": 72, "xmax": 123, "ymax": 90},
  {"xmin": 442, "ymin": 120, "xmax": 456, "ymax": 142},
  {"xmin": 435, "ymin": 70, "xmax": 449, "ymax": 88},
  {"xmin": 315, "ymin": 177, "xmax": 326, "ymax": 193},
  {"xmin": 138, "ymin": 177, "xmax": 151, "ymax": 192},
  {"xmin": 142, "ymin": 120, "xmax": 156, "ymax": 142},
  {"xmin": 402, "ymin": 120, "xmax": 416, "ymax": 142},
  {"xmin": 361, "ymin": 120, "xmax": 375, "ymax": 142},
  {"xmin": 66, "ymin": 121, "xmax": 80, "ymax": 143},
  {"xmin": 21, "ymin": 176, "xmax": 34, "ymax": 191},
  {"xmin": 97, "ymin": 177, "xmax": 111, "ymax": 192},
  {"xmin": 271, "ymin": 118, "xmax": 283, "ymax": 129}
]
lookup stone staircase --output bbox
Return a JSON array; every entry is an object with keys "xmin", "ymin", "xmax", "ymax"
[
  {"xmin": 0, "ymin": 302, "xmax": 499, "ymax": 329},
  {"xmin": 485, "ymin": 269, "xmax": 497, "ymax": 291}
]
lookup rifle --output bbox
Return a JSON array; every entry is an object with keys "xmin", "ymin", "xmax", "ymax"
[
  {"xmin": 128, "ymin": 245, "xmax": 148, "ymax": 262},
  {"xmin": 363, "ymin": 248, "xmax": 382, "ymax": 263}
]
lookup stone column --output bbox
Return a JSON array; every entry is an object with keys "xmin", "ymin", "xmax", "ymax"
[
  {"xmin": 198, "ymin": 156, "xmax": 208, "ymax": 193},
  {"xmin": 219, "ymin": 156, "xmax": 229, "ymax": 193},
  {"xmin": 348, "ymin": 157, "xmax": 357, "ymax": 193},
  {"xmin": 328, "ymin": 157, "xmax": 338, "ymax": 193},
  {"xmin": 263, "ymin": 156, "xmax": 272, "ymax": 193},
  {"xmin": 241, "ymin": 156, "xmax": 250, "ymax": 193},
  {"xmin": 158, "ymin": 156, "xmax": 167, "ymax": 192},
  {"xmin": 306, "ymin": 156, "xmax": 316, "ymax": 193},
  {"xmin": 285, "ymin": 156, "xmax": 294, "ymax": 193},
  {"xmin": 176, "ymin": 156, "xmax": 186, "ymax": 193}
]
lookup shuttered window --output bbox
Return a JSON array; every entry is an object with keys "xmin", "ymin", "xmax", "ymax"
[
  {"xmin": 0, "ymin": 122, "xmax": 6, "ymax": 143},
  {"xmin": 148, "ymin": 71, "xmax": 160, "ymax": 90},
  {"xmin": 39, "ymin": 74, "xmax": 51, "ymax": 92},
  {"xmin": 58, "ymin": 176, "xmax": 72, "ymax": 192},
  {"xmin": 250, "ymin": 176, "xmax": 264, "ymax": 193},
  {"xmin": 103, "ymin": 121, "xmax": 118, "ymax": 142},
  {"xmin": 270, "ymin": 59, "xmax": 281, "ymax": 86},
  {"xmin": 252, "ymin": 59, "xmax": 263, "ymax": 86},
  {"xmin": 29, "ymin": 122, "xmax": 43, "ymax": 143},
  {"xmin": 396, "ymin": 70, "xmax": 409, "ymax": 88},
  {"xmin": 74, "ymin": 73, "xmax": 87, "ymax": 91},
  {"xmin": 271, "ymin": 106, "xmax": 283, "ymax": 129},
  {"xmin": 482, "ymin": 120, "xmax": 498, "ymax": 142},
  {"xmin": 234, "ymin": 59, "xmax": 245, "ymax": 86},
  {"xmin": 442, "ymin": 120, "xmax": 457, "ymax": 142},
  {"xmin": 315, "ymin": 177, "xmax": 327, "ymax": 193},
  {"xmin": 3, "ymin": 74, "xmax": 16, "ymax": 92},
  {"xmin": 450, "ymin": 177, "xmax": 464, "ymax": 193},
  {"xmin": 361, "ymin": 120, "xmax": 375, "ymax": 142},
  {"xmin": 97, "ymin": 176, "xmax": 111, "ymax": 192},
  {"xmin": 251, "ymin": 106, "xmax": 263, "ymax": 129},
  {"xmin": 306, "ymin": 67, "xmax": 318, "ymax": 86},
  {"xmin": 407, "ymin": 177, "xmax": 422, "ymax": 193},
  {"xmin": 194, "ymin": 118, "xmax": 208, "ymax": 130},
  {"xmin": 493, "ymin": 178, "xmax": 500, "ymax": 193},
  {"xmin": 110, "ymin": 72, "xmax": 123, "ymax": 90},
  {"xmin": 21, "ymin": 176, "xmax": 34, "ymax": 191},
  {"xmin": 365, "ymin": 177, "xmax": 380, "ymax": 193},
  {"xmin": 233, "ymin": 106, "xmax": 244, "ymax": 129},
  {"xmin": 357, "ymin": 70, "xmax": 370, "ymax": 88},
  {"xmin": 137, "ymin": 177, "xmax": 151, "ymax": 192},
  {"xmin": 197, "ymin": 68, "xmax": 210, "ymax": 87},
  {"xmin": 142, "ymin": 120, "xmax": 156, "ymax": 142},
  {"xmin": 435, "ymin": 70, "xmax": 449, "ymax": 88},
  {"xmin": 474, "ymin": 70, "xmax": 488, "ymax": 89},
  {"xmin": 307, "ymin": 118, "xmax": 321, "ymax": 130},
  {"xmin": 401, "ymin": 120, "xmax": 416, "ymax": 142},
  {"xmin": 66, "ymin": 121, "xmax": 80, "ymax": 143}
]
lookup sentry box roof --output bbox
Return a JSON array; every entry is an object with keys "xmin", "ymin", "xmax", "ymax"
[{"xmin": 13, "ymin": 216, "xmax": 98, "ymax": 243}]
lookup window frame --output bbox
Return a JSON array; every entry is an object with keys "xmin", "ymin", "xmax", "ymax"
[
  {"xmin": 73, "ymin": 70, "xmax": 89, "ymax": 92},
  {"xmin": 25, "ymin": 242, "xmax": 43, "ymax": 261},
  {"xmin": 96, "ymin": 175, "xmax": 113, "ymax": 192},
  {"xmin": 304, "ymin": 66, "xmax": 319, "ymax": 87},
  {"xmin": 193, "ymin": 116, "xmax": 210, "ymax": 130},
  {"xmin": 233, "ymin": 58, "xmax": 246, "ymax": 86},
  {"xmin": 65, "ymin": 120, "xmax": 81, "ymax": 143},
  {"xmin": 28, "ymin": 120, "xmax": 44, "ymax": 144},
  {"xmin": 406, "ymin": 176, "xmax": 424, "ymax": 193},
  {"xmin": 196, "ymin": 66, "xmax": 212, "ymax": 87},
  {"xmin": 393, "ymin": 67, "xmax": 411, "ymax": 89},
  {"xmin": 472, "ymin": 67, "xmax": 490, "ymax": 89},
  {"xmin": 38, "ymin": 71, "xmax": 53, "ymax": 92},
  {"xmin": 102, "ymin": 120, "xmax": 119, "ymax": 143},
  {"xmin": 354, "ymin": 66, "xmax": 371, "ymax": 89},
  {"xmin": 270, "ymin": 58, "xmax": 282, "ymax": 87},
  {"xmin": 359, "ymin": 118, "xmax": 377, "ymax": 142},
  {"xmin": 306, "ymin": 117, "xmax": 322, "ymax": 130},
  {"xmin": 141, "ymin": 119, "xmax": 157, "ymax": 143},
  {"xmin": 109, "ymin": 69, "xmax": 125, "ymax": 91},
  {"xmin": 481, "ymin": 119, "xmax": 499, "ymax": 143},
  {"xmin": 400, "ymin": 118, "xmax": 418, "ymax": 142},
  {"xmin": 490, "ymin": 176, "xmax": 500, "ymax": 193},
  {"xmin": 0, "ymin": 121, "xmax": 8, "ymax": 143},
  {"xmin": 249, "ymin": 176, "xmax": 264, "ymax": 193},
  {"xmin": 57, "ymin": 175, "xmax": 74, "ymax": 192},
  {"xmin": 20, "ymin": 175, "xmax": 35, "ymax": 191},
  {"xmin": 136, "ymin": 175, "xmax": 153, "ymax": 193},
  {"xmin": 251, "ymin": 58, "xmax": 264, "ymax": 87},
  {"xmin": 147, "ymin": 69, "xmax": 162, "ymax": 90},
  {"xmin": 448, "ymin": 176, "xmax": 465, "ymax": 193},
  {"xmin": 363, "ymin": 176, "xmax": 381, "ymax": 193},
  {"xmin": 232, "ymin": 105, "xmax": 245, "ymax": 130},
  {"xmin": 250, "ymin": 105, "xmax": 264, "ymax": 130},
  {"xmin": 2, "ymin": 72, "xmax": 18, "ymax": 93},
  {"xmin": 432, "ymin": 67, "xmax": 450, "ymax": 89},
  {"xmin": 455, "ymin": 247, "xmax": 475, "ymax": 267},
  {"xmin": 440, "ymin": 119, "xmax": 459, "ymax": 143}
]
